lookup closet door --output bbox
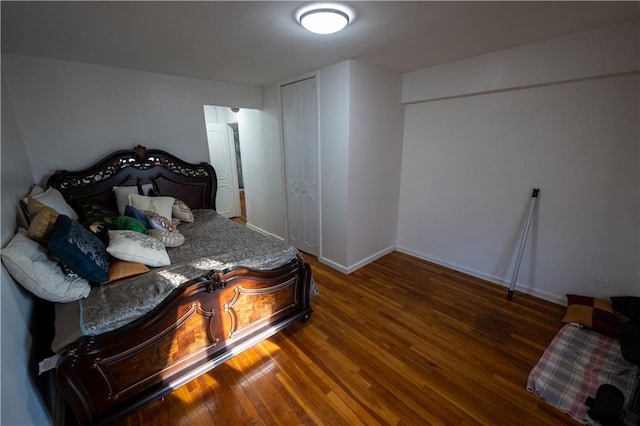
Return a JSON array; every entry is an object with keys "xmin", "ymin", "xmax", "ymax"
[{"xmin": 281, "ymin": 77, "xmax": 318, "ymax": 255}]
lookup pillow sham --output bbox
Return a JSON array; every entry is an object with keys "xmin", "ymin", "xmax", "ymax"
[
  {"xmin": 48, "ymin": 215, "xmax": 110, "ymax": 283},
  {"xmin": 143, "ymin": 210, "xmax": 176, "ymax": 232},
  {"xmin": 27, "ymin": 206, "xmax": 59, "ymax": 244},
  {"xmin": 128, "ymin": 194, "xmax": 174, "ymax": 220},
  {"xmin": 149, "ymin": 229, "xmax": 185, "ymax": 248},
  {"xmin": 1, "ymin": 231, "xmax": 91, "ymax": 302},
  {"xmin": 561, "ymin": 294, "xmax": 621, "ymax": 337},
  {"xmin": 106, "ymin": 230, "xmax": 170, "ymax": 267},
  {"xmin": 172, "ymin": 199, "xmax": 194, "ymax": 223},
  {"xmin": 28, "ymin": 187, "xmax": 79, "ymax": 221},
  {"xmin": 113, "ymin": 216, "xmax": 148, "ymax": 234},
  {"xmin": 113, "ymin": 184, "xmax": 153, "ymax": 216}
]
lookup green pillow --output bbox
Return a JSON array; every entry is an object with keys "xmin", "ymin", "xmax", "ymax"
[{"xmin": 113, "ymin": 216, "xmax": 148, "ymax": 234}]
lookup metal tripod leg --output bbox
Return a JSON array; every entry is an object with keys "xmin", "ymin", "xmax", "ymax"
[{"xmin": 507, "ymin": 188, "xmax": 539, "ymax": 300}]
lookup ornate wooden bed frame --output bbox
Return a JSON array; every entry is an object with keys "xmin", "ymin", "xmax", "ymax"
[{"xmin": 46, "ymin": 146, "xmax": 313, "ymax": 425}]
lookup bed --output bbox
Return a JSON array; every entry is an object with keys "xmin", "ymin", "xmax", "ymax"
[{"xmin": 34, "ymin": 146, "xmax": 313, "ymax": 425}]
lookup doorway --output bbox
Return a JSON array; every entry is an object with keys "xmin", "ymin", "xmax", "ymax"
[{"xmin": 203, "ymin": 105, "xmax": 245, "ymax": 220}]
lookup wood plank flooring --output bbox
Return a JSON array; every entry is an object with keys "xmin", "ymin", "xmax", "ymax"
[{"xmin": 120, "ymin": 251, "xmax": 577, "ymax": 425}]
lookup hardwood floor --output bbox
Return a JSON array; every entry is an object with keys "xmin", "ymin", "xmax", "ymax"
[{"xmin": 120, "ymin": 251, "xmax": 577, "ymax": 425}]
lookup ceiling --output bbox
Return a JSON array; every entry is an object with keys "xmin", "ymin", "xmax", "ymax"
[{"xmin": 2, "ymin": 1, "xmax": 639, "ymax": 87}]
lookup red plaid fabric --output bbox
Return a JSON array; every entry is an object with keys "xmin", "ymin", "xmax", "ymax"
[{"xmin": 527, "ymin": 324, "xmax": 638, "ymax": 422}]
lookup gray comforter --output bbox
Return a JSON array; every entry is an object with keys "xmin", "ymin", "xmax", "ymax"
[{"xmin": 79, "ymin": 209, "xmax": 299, "ymax": 336}]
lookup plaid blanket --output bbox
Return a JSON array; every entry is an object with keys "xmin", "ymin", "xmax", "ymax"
[{"xmin": 527, "ymin": 324, "xmax": 639, "ymax": 423}]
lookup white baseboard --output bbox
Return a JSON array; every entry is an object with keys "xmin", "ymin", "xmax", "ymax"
[
  {"xmin": 319, "ymin": 245, "xmax": 397, "ymax": 275},
  {"xmin": 345, "ymin": 245, "xmax": 396, "ymax": 274},
  {"xmin": 245, "ymin": 223, "xmax": 285, "ymax": 242},
  {"xmin": 318, "ymin": 256, "xmax": 349, "ymax": 274},
  {"xmin": 395, "ymin": 246, "xmax": 565, "ymax": 306}
]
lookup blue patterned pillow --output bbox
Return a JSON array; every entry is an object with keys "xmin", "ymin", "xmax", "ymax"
[
  {"xmin": 48, "ymin": 215, "xmax": 110, "ymax": 283},
  {"xmin": 124, "ymin": 205, "xmax": 150, "ymax": 228}
]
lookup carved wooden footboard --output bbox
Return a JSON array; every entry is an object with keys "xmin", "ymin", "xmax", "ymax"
[{"xmin": 57, "ymin": 257, "xmax": 312, "ymax": 425}]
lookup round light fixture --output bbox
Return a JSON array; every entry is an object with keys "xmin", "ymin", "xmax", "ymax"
[
  {"xmin": 300, "ymin": 8, "xmax": 348, "ymax": 34},
  {"xmin": 296, "ymin": 3, "xmax": 354, "ymax": 35}
]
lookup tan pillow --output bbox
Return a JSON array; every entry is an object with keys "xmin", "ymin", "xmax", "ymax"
[
  {"xmin": 100, "ymin": 260, "xmax": 150, "ymax": 285},
  {"xmin": 27, "ymin": 206, "xmax": 59, "ymax": 244},
  {"xmin": 27, "ymin": 196, "xmax": 48, "ymax": 219},
  {"xmin": 561, "ymin": 294, "xmax": 620, "ymax": 337}
]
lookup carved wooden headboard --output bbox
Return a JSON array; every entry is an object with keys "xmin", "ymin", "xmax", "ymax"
[{"xmin": 47, "ymin": 145, "xmax": 217, "ymax": 211}]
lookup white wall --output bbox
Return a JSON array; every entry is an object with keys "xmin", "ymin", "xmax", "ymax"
[
  {"xmin": 403, "ymin": 20, "xmax": 639, "ymax": 104},
  {"xmin": 397, "ymin": 21, "xmax": 640, "ymax": 304},
  {"xmin": 317, "ymin": 62, "xmax": 350, "ymax": 269},
  {"xmin": 244, "ymin": 85, "xmax": 287, "ymax": 239},
  {"xmin": 316, "ymin": 60, "xmax": 404, "ymax": 272},
  {"xmin": 1, "ymin": 78, "xmax": 51, "ymax": 425},
  {"xmin": 347, "ymin": 61, "xmax": 404, "ymax": 268},
  {"xmin": 2, "ymin": 54, "xmax": 261, "ymax": 186}
]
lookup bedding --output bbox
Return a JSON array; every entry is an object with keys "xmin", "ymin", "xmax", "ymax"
[
  {"xmin": 527, "ymin": 324, "xmax": 639, "ymax": 423},
  {"xmin": 52, "ymin": 209, "xmax": 299, "ymax": 349}
]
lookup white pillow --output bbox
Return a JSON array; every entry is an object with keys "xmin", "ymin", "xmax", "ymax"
[
  {"xmin": 1, "ymin": 231, "xmax": 91, "ymax": 302},
  {"xmin": 31, "ymin": 187, "xmax": 79, "ymax": 221},
  {"xmin": 107, "ymin": 230, "xmax": 170, "ymax": 267},
  {"xmin": 113, "ymin": 184, "xmax": 153, "ymax": 216},
  {"xmin": 21, "ymin": 185, "xmax": 45, "ymax": 206},
  {"xmin": 128, "ymin": 194, "xmax": 174, "ymax": 221}
]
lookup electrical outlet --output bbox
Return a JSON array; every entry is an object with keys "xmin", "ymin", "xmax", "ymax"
[{"xmin": 592, "ymin": 278, "xmax": 611, "ymax": 288}]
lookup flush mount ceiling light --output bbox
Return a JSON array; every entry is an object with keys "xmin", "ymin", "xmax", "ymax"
[{"xmin": 296, "ymin": 3, "xmax": 354, "ymax": 35}]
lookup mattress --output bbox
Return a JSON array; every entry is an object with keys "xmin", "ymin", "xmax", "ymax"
[{"xmin": 527, "ymin": 324, "xmax": 639, "ymax": 423}]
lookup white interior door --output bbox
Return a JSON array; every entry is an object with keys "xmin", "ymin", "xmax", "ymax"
[
  {"xmin": 206, "ymin": 122, "xmax": 241, "ymax": 218},
  {"xmin": 282, "ymin": 77, "xmax": 318, "ymax": 255}
]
